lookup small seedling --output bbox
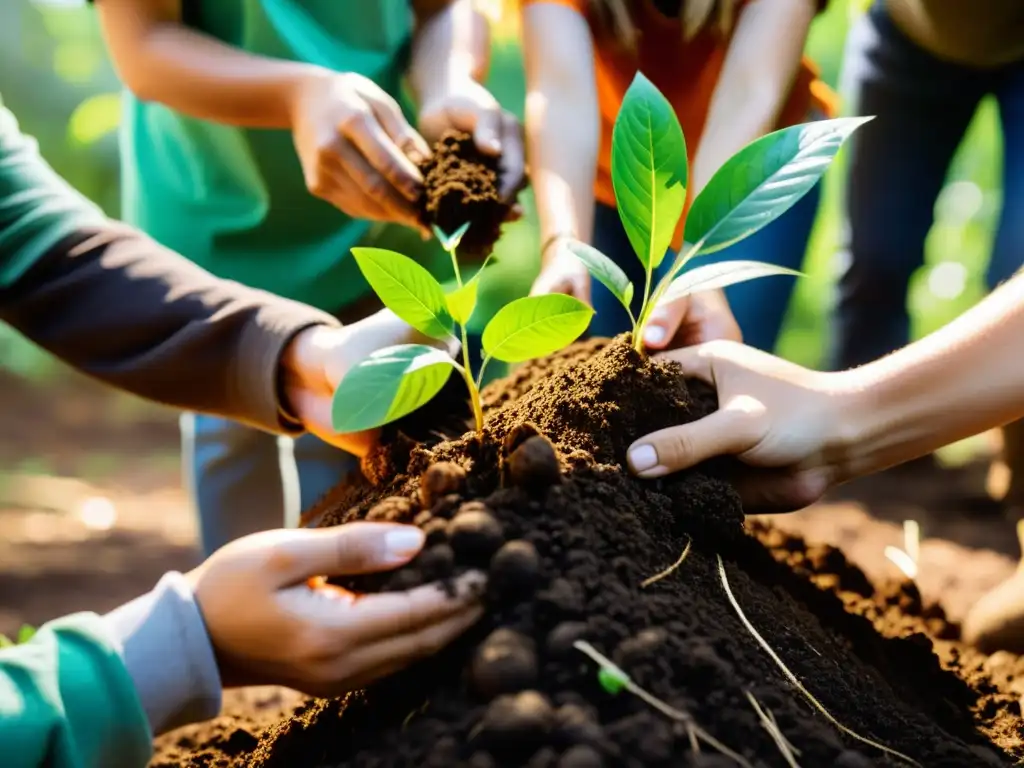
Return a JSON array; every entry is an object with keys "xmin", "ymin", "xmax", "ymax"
[
  {"xmin": 717, "ymin": 555, "xmax": 919, "ymax": 766},
  {"xmin": 574, "ymin": 640, "xmax": 753, "ymax": 767},
  {"xmin": 884, "ymin": 519, "xmax": 921, "ymax": 582},
  {"xmin": 330, "ymin": 224, "xmax": 593, "ymax": 434},
  {"xmin": 566, "ymin": 73, "xmax": 871, "ymax": 352},
  {"xmin": 0, "ymin": 624, "xmax": 36, "ymax": 648}
]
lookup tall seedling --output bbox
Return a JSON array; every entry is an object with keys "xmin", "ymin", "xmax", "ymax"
[
  {"xmin": 330, "ymin": 224, "xmax": 593, "ymax": 434},
  {"xmin": 568, "ymin": 73, "xmax": 871, "ymax": 352}
]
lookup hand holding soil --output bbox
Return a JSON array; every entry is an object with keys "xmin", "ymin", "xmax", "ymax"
[
  {"xmin": 640, "ymin": 288, "xmax": 742, "ymax": 350},
  {"xmin": 289, "ymin": 71, "xmax": 431, "ymax": 234},
  {"xmin": 188, "ymin": 522, "xmax": 485, "ymax": 698}
]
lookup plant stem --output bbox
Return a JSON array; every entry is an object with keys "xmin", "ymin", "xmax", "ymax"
[
  {"xmin": 634, "ymin": 264, "xmax": 654, "ymax": 352},
  {"xmin": 460, "ymin": 322, "xmax": 484, "ymax": 433}
]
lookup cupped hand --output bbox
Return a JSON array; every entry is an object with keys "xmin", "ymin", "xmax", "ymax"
[
  {"xmin": 189, "ymin": 522, "xmax": 486, "ymax": 697},
  {"xmin": 640, "ymin": 288, "xmax": 742, "ymax": 351},
  {"xmin": 529, "ymin": 236, "xmax": 591, "ymax": 303},
  {"xmin": 290, "ymin": 70, "xmax": 431, "ymax": 234},
  {"xmin": 283, "ymin": 309, "xmax": 461, "ymax": 457},
  {"xmin": 625, "ymin": 341, "xmax": 852, "ymax": 513},
  {"xmin": 418, "ymin": 75, "xmax": 525, "ymax": 208}
]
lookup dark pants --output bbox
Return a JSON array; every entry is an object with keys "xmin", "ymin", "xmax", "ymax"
[
  {"xmin": 831, "ymin": 2, "xmax": 1024, "ymax": 370},
  {"xmin": 589, "ymin": 185, "xmax": 821, "ymax": 353}
]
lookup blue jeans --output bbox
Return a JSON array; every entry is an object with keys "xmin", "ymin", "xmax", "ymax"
[
  {"xmin": 589, "ymin": 185, "xmax": 821, "ymax": 352},
  {"xmin": 831, "ymin": 2, "xmax": 1024, "ymax": 370}
]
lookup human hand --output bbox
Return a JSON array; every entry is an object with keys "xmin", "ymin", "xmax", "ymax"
[
  {"xmin": 188, "ymin": 522, "xmax": 486, "ymax": 697},
  {"xmin": 289, "ymin": 70, "xmax": 431, "ymax": 234},
  {"xmin": 641, "ymin": 288, "xmax": 742, "ymax": 350},
  {"xmin": 418, "ymin": 75, "xmax": 525, "ymax": 207},
  {"xmin": 625, "ymin": 341, "xmax": 852, "ymax": 513},
  {"xmin": 529, "ymin": 235, "xmax": 591, "ymax": 303},
  {"xmin": 281, "ymin": 309, "xmax": 460, "ymax": 457}
]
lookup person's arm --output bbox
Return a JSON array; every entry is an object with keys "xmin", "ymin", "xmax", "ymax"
[
  {"xmin": 689, "ymin": 0, "xmax": 816, "ymax": 196},
  {"xmin": 626, "ymin": 271, "xmax": 1024, "ymax": 512},
  {"xmin": 522, "ymin": 1, "xmax": 600, "ymax": 300}
]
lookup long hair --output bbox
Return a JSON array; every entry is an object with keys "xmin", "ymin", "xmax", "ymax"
[{"xmin": 589, "ymin": 0, "xmax": 739, "ymax": 49}]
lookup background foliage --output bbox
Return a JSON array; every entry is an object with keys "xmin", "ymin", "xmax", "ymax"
[{"xmin": 0, "ymin": 0, "xmax": 1004, "ymax": 379}]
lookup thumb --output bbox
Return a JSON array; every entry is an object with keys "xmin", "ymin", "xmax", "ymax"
[
  {"xmin": 471, "ymin": 109, "xmax": 502, "ymax": 155},
  {"xmin": 287, "ymin": 388, "xmax": 380, "ymax": 458},
  {"xmin": 642, "ymin": 297, "xmax": 689, "ymax": 350},
  {"xmin": 627, "ymin": 403, "xmax": 763, "ymax": 479},
  {"xmin": 266, "ymin": 523, "xmax": 426, "ymax": 586}
]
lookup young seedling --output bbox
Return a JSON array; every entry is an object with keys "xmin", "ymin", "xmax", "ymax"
[
  {"xmin": 566, "ymin": 73, "xmax": 872, "ymax": 352},
  {"xmin": 716, "ymin": 555, "xmax": 919, "ymax": 766},
  {"xmin": 330, "ymin": 224, "xmax": 593, "ymax": 434},
  {"xmin": 573, "ymin": 639, "xmax": 753, "ymax": 767},
  {"xmin": 884, "ymin": 518, "xmax": 921, "ymax": 582},
  {"xmin": 0, "ymin": 624, "xmax": 36, "ymax": 648}
]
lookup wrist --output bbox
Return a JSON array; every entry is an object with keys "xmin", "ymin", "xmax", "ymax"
[
  {"xmin": 278, "ymin": 324, "xmax": 340, "ymax": 423},
  {"xmin": 283, "ymin": 65, "xmax": 337, "ymax": 128}
]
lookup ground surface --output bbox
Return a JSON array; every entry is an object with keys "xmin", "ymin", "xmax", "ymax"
[{"xmin": 1, "ymin": 363, "xmax": 1022, "ymax": 766}]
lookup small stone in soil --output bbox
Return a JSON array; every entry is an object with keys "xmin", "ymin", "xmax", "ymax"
[
  {"xmin": 506, "ymin": 435, "xmax": 562, "ymax": 496},
  {"xmin": 431, "ymin": 492, "xmax": 463, "ymax": 519},
  {"xmin": 423, "ymin": 517, "xmax": 449, "ymax": 546},
  {"xmin": 490, "ymin": 540, "xmax": 542, "ymax": 596},
  {"xmin": 419, "ymin": 462, "xmax": 466, "ymax": 508},
  {"xmin": 471, "ymin": 628, "xmax": 539, "ymax": 699},
  {"xmin": 553, "ymin": 703, "xmax": 604, "ymax": 749},
  {"xmin": 448, "ymin": 503, "xmax": 505, "ymax": 565},
  {"xmin": 477, "ymin": 690, "xmax": 554, "ymax": 751},
  {"xmin": 558, "ymin": 745, "xmax": 605, "ymax": 768},
  {"xmin": 418, "ymin": 544, "xmax": 455, "ymax": 580},
  {"xmin": 545, "ymin": 621, "xmax": 589, "ymax": 659}
]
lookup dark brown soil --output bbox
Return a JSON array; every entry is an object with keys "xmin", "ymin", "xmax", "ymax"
[
  {"xmin": 417, "ymin": 130, "xmax": 510, "ymax": 260},
  {"xmin": 162, "ymin": 337, "xmax": 1024, "ymax": 767}
]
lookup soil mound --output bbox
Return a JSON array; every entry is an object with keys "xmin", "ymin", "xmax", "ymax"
[
  {"xmin": 417, "ymin": 130, "xmax": 510, "ymax": 260},
  {"xmin": 162, "ymin": 338, "xmax": 1024, "ymax": 767}
]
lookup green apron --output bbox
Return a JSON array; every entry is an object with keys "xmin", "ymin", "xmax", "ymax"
[{"xmin": 119, "ymin": 0, "xmax": 446, "ymax": 312}]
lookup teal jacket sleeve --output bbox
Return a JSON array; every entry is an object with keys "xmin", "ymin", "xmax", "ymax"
[{"xmin": 0, "ymin": 613, "xmax": 153, "ymax": 768}]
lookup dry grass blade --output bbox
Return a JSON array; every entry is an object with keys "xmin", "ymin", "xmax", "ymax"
[
  {"xmin": 717, "ymin": 555, "xmax": 921, "ymax": 766},
  {"xmin": 641, "ymin": 534, "xmax": 692, "ymax": 588},
  {"xmin": 746, "ymin": 690, "xmax": 801, "ymax": 768},
  {"xmin": 573, "ymin": 640, "xmax": 753, "ymax": 768}
]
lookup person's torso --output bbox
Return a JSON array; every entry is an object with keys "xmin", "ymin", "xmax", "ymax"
[
  {"xmin": 120, "ymin": 0, "xmax": 421, "ymax": 311},
  {"xmin": 885, "ymin": 0, "xmax": 1024, "ymax": 68},
  {"xmin": 584, "ymin": 0, "xmax": 835, "ymax": 241}
]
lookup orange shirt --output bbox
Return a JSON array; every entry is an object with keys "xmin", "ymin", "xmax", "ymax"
[{"xmin": 521, "ymin": 0, "xmax": 839, "ymax": 248}]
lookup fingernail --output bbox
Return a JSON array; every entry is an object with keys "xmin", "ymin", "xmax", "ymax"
[
  {"xmin": 384, "ymin": 527, "xmax": 425, "ymax": 563},
  {"xmin": 627, "ymin": 444, "xmax": 659, "ymax": 473},
  {"xmin": 643, "ymin": 325, "xmax": 667, "ymax": 346}
]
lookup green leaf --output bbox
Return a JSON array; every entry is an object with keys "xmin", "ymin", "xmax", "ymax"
[
  {"xmin": 610, "ymin": 72, "xmax": 688, "ymax": 271},
  {"xmin": 685, "ymin": 117, "xmax": 871, "ymax": 255},
  {"xmin": 656, "ymin": 261, "xmax": 802, "ymax": 307},
  {"xmin": 16, "ymin": 625, "xmax": 35, "ymax": 644},
  {"xmin": 565, "ymin": 240, "xmax": 635, "ymax": 311},
  {"xmin": 331, "ymin": 344, "xmax": 458, "ymax": 432},
  {"xmin": 598, "ymin": 666, "xmax": 629, "ymax": 695},
  {"xmin": 432, "ymin": 222, "xmax": 471, "ymax": 252},
  {"xmin": 482, "ymin": 294, "xmax": 594, "ymax": 364},
  {"xmin": 352, "ymin": 248, "xmax": 453, "ymax": 339},
  {"xmin": 0, "ymin": 634, "xmax": 12, "ymax": 649},
  {"xmin": 446, "ymin": 275, "xmax": 480, "ymax": 326}
]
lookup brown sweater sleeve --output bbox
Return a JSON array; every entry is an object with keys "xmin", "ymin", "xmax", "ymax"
[{"xmin": 0, "ymin": 222, "xmax": 340, "ymax": 434}]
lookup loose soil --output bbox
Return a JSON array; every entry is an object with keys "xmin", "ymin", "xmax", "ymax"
[
  {"xmin": 417, "ymin": 129, "xmax": 510, "ymax": 260},
  {"xmin": 161, "ymin": 337, "xmax": 1024, "ymax": 767}
]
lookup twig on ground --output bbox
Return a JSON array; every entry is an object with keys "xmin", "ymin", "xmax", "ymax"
[
  {"xmin": 574, "ymin": 640, "xmax": 753, "ymax": 768},
  {"xmin": 641, "ymin": 535, "xmax": 693, "ymax": 588},
  {"xmin": 717, "ymin": 555, "xmax": 920, "ymax": 766},
  {"xmin": 745, "ymin": 690, "xmax": 802, "ymax": 768}
]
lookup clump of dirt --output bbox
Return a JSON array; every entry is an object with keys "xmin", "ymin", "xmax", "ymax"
[
  {"xmin": 417, "ymin": 129, "xmax": 510, "ymax": 260},
  {"xmin": 160, "ymin": 337, "xmax": 1023, "ymax": 767}
]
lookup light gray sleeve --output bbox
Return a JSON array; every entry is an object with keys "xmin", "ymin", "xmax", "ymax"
[{"xmin": 102, "ymin": 571, "xmax": 223, "ymax": 736}]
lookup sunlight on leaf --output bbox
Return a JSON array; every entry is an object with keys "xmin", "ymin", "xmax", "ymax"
[
  {"xmin": 566, "ymin": 240, "xmax": 635, "ymax": 311},
  {"xmin": 656, "ymin": 261, "xmax": 802, "ymax": 307},
  {"xmin": 446, "ymin": 274, "xmax": 481, "ymax": 326},
  {"xmin": 685, "ymin": 117, "xmax": 871, "ymax": 256},
  {"xmin": 432, "ymin": 222, "xmax": 472, "ymax": 253},
  {"xmin": 352, "ymin": 248, "xmax": 453, "ymax": 339},
  {"xmin": 331, "ymin": 345, "xmax": 458, "ymax": 432},
  {"xmin": 610, "ymin": 72, "xmax": 688, "ymax": 271},
  {"xmin": 482, "ymin": 294, "xmax": 593, "ymax": 364}
]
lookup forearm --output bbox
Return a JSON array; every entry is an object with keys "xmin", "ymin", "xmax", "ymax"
[
  {"xmin": 0, "ymin": 223, "xmax": 338, "ymax": 433},
  {"xmin": 838, "ymin": 273, "xmax": 1024, "ymax": 479},
  {"xmin": 409, "ymin": 0, "xmax": 491, "ymax": 104},
  {"xmin": 690, "ymin": 0, "xmax": 814, "ymax": 194},
  {"xmin": 95, "ymin": 0, "xmax": 321, "ymax": 128}
]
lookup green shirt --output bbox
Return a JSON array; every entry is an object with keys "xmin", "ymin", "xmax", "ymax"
[
  {"xmin": 119, "ymin": 0, "xmax": 444, "ymax": 312},
  {"xmin": 0, "ymin": 98, "xmax": 106, "ymax": 288}
]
